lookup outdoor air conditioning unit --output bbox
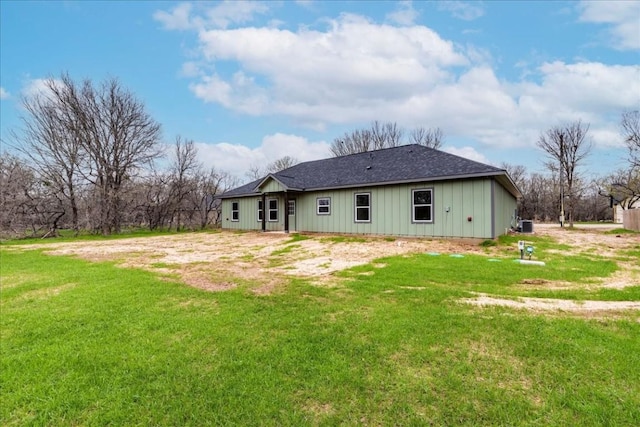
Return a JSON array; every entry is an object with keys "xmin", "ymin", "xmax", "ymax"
[{"xmin": 519, "ymin": 220, "xmax": 534, "ymax": 233}]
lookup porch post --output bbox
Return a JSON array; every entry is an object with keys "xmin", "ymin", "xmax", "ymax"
[
  {"xmin": 261, "ymin": 193, "xmax": 266, "ymax": 232},
  {"xmin": 284, "ymin": 192, "xmax": 289, "ymax": 233}
]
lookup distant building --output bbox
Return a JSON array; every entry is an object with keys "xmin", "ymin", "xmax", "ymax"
[{"xmin": 614, "ymin": 198, "xmax": 639, "ymax": 224}]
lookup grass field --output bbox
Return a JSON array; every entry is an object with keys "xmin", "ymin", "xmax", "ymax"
[{"xmin": 1, "ymin": 230, "xmax": 639, "ymax": 426}]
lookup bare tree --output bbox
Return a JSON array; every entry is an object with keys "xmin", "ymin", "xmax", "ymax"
[
  {"xmin": 371, "ymin": 121, "xmax": 403, "ymax": 149},
  {"xmin": 517, "ymin": 172, "xmax": 563, "ymax": 222},
  {"xmin": 245, "ymin": 164, "xmax": 264, "ymax": 181},
  {"xmin": 266, "ymin": 156, "xmax": 298, "ymax": 173},
  {"xmin": 537, "ymin": 120, "xmax": 592, "ymax": 227},
  {"xmin": 171, "ymin": 137, "xmax": 200, "ymax": 231},
  {"xmin": 245, "ymin": 156, "xmax": 299, "ymax": 181},
  {"xmin": 577, "ymin": 179, "xmax": 611, "ymax": 222},
  {"xmin": 0, "ymin": 151, "xmax": 65, "ymax": 238},
  {"xmin": 409, "ymin": 127, "xmax": 444, "ymax": 149},
  {"xmin": 7, "ymin": 74, "xmax": 162, "ymax": 235},
  {"xmin": 0, "ymin": 152, "xmax": 32, "ymax": 235},
  {"xmin": 330, "ymin": 121, "xmax": 444, "ymax": 156},
  {"xmin": 9, "ymin": 76, "xmax": 84, "ymax": 235},
  {"xmin": 500, "ymin": 162, "xmax": 527, "ymax": 218},
  {"xmin": 621, "ymin": 110, "xmax": 640, "ymax": 168},
  {"xmin": 500, "ymin": 162, "xmax": 527, "ymax": 191},
  {"xmin": 330, "ymin": 128, "xmax": 375, "ymax": 157},
  {"xmin": 187, "ymin": 168, "xmax": 236, "ymax": 229},
  {"xmin": 137, "ymin": 170, "xmax": 174, "ymax": 230},
  {"xmin": 62, "ymin": 75, "xmax": 163, "ymax": 235}
]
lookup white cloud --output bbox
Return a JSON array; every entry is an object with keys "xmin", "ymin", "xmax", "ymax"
[
  {"xmin": 204, "ymin": 1, "xmax": 269, "ymax": 29},
  {"xmin": 578, "ymin": 0, "xmax": 640, "ymax": 50},
  {"xmin": 158, "ymin": 5, "xmax": 639, "ymax": 156},
  {"xmin": 21, "ymin": 78, "xmax": 64, "ymax": 99},
  {"xmin": 0, "ymin": 87, "xmax": 9, "ymax": 100},
  {"xmin": 386, "ymin": 1, "xmax": 419, "ymax": 26},
  {"xmin": 189, "ymin": 74, "xmax": 233, "ymax": 105},
  {"xmin": 193, "ymin": 14, "xmax": 467, "ymax": 123},
  {"xmin": 153, "ymin": 3, "xmax": 195, "ymax": 31},
  {"xmin": 437, "ymin": 1, "xmax": 485, "ymax": 21},
  {"xmin": 443, "ymin": 146, "xmax": 490, "ymax": 164},
  {"xmin": 527, "ymin": 62, "xmax": 639, "ymax": 116},
  {"xmin": 154, "ymin": 1, "xmax": 269, "ymax": 31},
  {"xmin": 180, "ymin": 61, "xmax": 203, "ymax": 78},
  {"xmin": 194, "ymin": 133, "xmax": 330, "ymax": 179},
  {"xmin": 588, "ymin": 126, "xmax": 625, "ymax": 149}
]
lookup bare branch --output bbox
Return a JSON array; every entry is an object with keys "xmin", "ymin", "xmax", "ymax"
[
  {"xmin": 536, "ymin": 120, "xmax": 593, "ymax": 227},
  {"xmin": 267, "ymin": 156, "xmax": 298, "ymax": 173},
  {"xmin": 330, "ymin": 121, "xmax": 442, "ymax": 156},
  {"xmin": 621, "ymin": 110, "xmax": 640, "ymax": 168},
  {"xmin": 409, "ymin": 127, "xmax": 444, "ymax": 149}
]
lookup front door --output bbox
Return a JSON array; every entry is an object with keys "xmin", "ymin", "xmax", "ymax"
[{"xmin": 287, "ymin": 199, "xmax": 296, "ymax": 232}]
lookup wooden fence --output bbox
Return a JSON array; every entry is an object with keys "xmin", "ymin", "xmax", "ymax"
[{"xmin": 623, "ymin": 209, "xmax": 640, "ymax": 231}]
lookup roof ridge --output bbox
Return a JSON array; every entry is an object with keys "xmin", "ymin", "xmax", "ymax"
[{"xmin": 274, "ymin": 143, "xmax": 436, "ymax": 174}]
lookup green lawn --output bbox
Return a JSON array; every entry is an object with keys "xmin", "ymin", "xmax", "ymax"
[{"xmin": 1, "ymin": 239, "xmax": 639, "ymax": 426}]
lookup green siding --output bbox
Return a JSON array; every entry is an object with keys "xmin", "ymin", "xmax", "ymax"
[
  {"xmin": 260, "ymin": 178, "xmax": 285, "ymax": 193},
  {"xmin": 221, "ymin": 195, "xmax": 285, "ymax": 231},
  {"xmin": 492, "ymin": 179, "xmax": 518, "ymax": 237},
  {"xmin": 221, "ymin": 177, "xmax": 517, "ymax": 238}
]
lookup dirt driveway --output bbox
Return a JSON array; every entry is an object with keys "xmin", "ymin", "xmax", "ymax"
[{"xmin": 11, "ymin": 224, "xmax": 639, "ymax": 297}]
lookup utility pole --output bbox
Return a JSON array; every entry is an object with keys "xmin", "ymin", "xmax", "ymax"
[{"xmin": 559, "ymin": 133, "xmax": 565, "ymax": 228}]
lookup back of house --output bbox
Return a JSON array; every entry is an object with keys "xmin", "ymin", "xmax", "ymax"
[{"xmin": 218, "ymin": 144, "xmax": 521, "ymax": 239}]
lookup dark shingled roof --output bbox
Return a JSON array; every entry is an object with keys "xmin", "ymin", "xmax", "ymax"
[{"xmin": 220, "ymin": 144, "xmax": 520, "ymax": 198}]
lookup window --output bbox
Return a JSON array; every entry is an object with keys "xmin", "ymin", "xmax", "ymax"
[
  {"xmin": 412, "ymin": 189, "xmax": 433, "ymax": 222},
  {"xmin": 288, "ymin": 200, "xmax": 295, "ymax": 215},
  {"xmin": 354, "ymin": 193, "xmax": 370, "ymax": 222},
  {"xmin": 231, "ymin": 201, "xmax": 239, "ymax": 222},
  {"xmin": 317, "ymin": 197, "xmax": 331, "ymax": 215},
  {"xmin": 257, "ymin": 200, "xmax": 263, "ymax": 222},
  {"xmin": 268, "ymin": 199, "xmax": 278, "ymax": 222}
]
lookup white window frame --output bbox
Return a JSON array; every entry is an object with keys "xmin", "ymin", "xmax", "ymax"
[
  {"xmin": 412, "ymin": 188, "xmax": 433, "ymax": 223},
  {"xmin": 317, "ymin": 197, "xmax": 331, "ymax": 215},
  {"xmin": 231, "ymin": 201, "xmax": 239, "ymax": 222},
  {"xmin": 257, "ymin": 200, "xmax": 263, "ymax": 222},
  {"xmin": 354, "ymin": 193, "xmax": 371, "ymax": 223},
  {"xmin": 288, "ymin": 200, "xmax": 295, "ymax": 216},
  {"xmin": 268, "ymin": 198, "xmax": 278, "ymax": 222}
]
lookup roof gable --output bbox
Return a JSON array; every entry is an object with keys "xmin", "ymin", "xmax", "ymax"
[{"xmin": 257, "ymin": 175, "xmax": 289, "ymax": 193}]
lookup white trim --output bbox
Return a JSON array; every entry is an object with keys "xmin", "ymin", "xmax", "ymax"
[
  {"xmin": 354, "ymin": 192, "xmax": 371, "ymax": 223},
  {"xmin": 268, "ymin": 198, "xmax": 278, "ymax": 222},
  {"xmin": 412, "ymin": 188, "xmax": 433, "ymax": 223},
  {"xmin": 231, "ymin": 201, "xmax": 239, "ymax": 222},
  {"xmin": 257, "ymin": 200, "xmax": 263, "ymax": 222},
  {"xmin": 317, "ymin": 197, "xmax": 331, "ymax": 215}
]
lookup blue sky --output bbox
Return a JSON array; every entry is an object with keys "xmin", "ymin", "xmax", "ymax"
[{"xmin": 1, "ymin": 1, "xmax": 639, "ymax": 181}]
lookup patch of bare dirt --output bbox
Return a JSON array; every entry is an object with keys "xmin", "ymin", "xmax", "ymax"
[
  {"xmin": 534, "ymin": 223, "xmax": 638, "ymax": 256},
  {"xmin": 459, "ymin": 224, "xmax": 639, "ymax": 317},
  {"xmin": 463, "ymin": 293, "xmax": 640, "ymax": 311},
  {"xmin": 532, "ymin": 223, "xmax": 640, "ymax": 289},
  {"xmin": 11, "ymin": 231, "xmax": 485, "ymax": 292},
  {"xmin": 8, "ymin": 223, "xmax": 639, "ymax": 304},
  {"xmin": 461, "ymin": 293, "xmax": 640, "ymax": 320}
]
